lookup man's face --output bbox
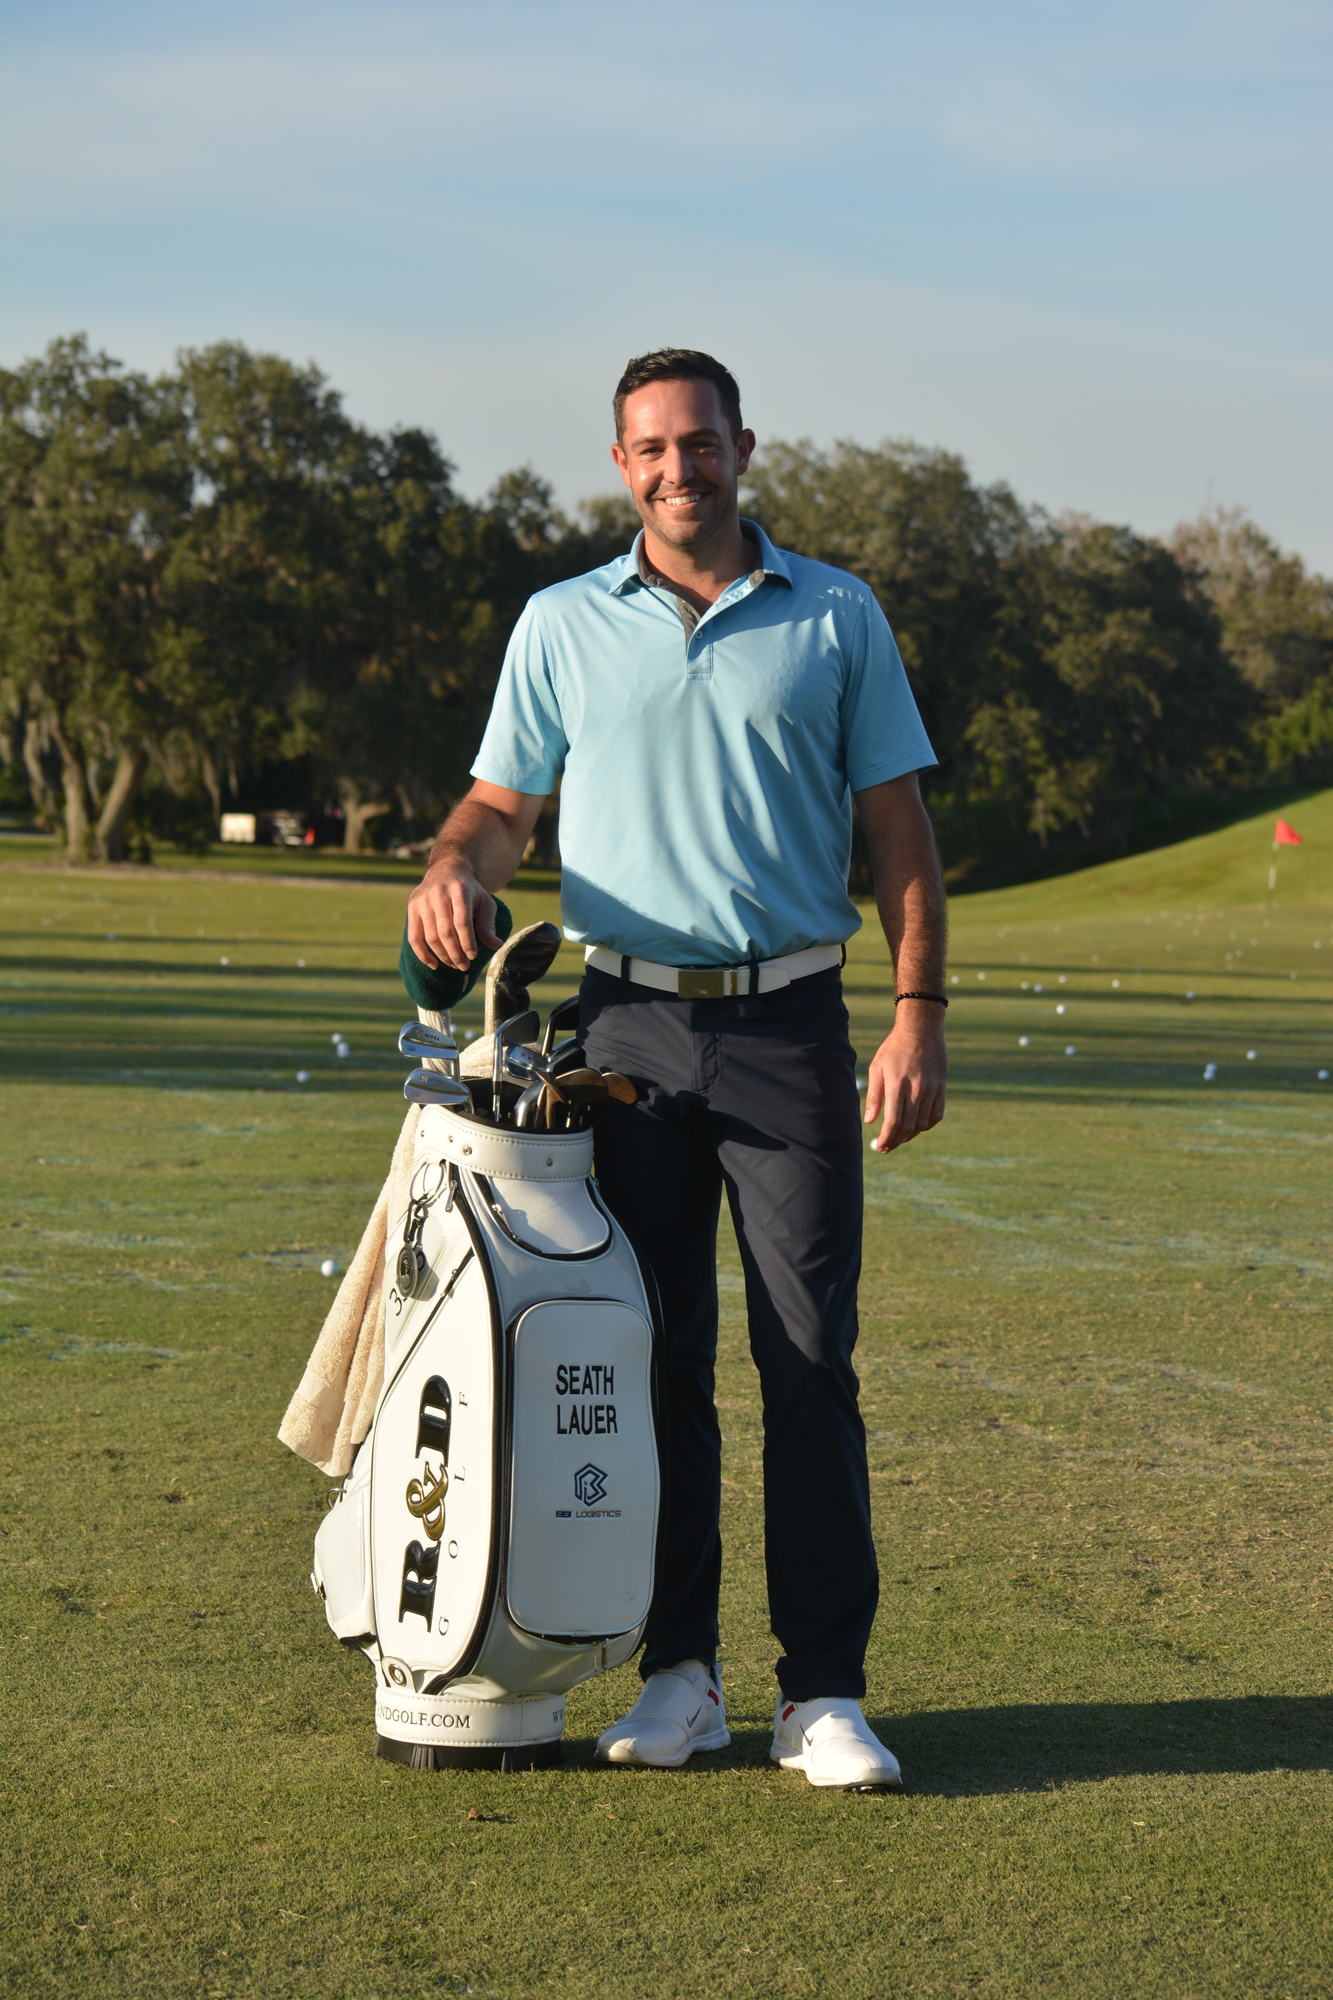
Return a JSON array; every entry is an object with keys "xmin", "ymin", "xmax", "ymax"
[{"xmin": 611, "ymin": 377, "xmax": 755, "ymax": 553}]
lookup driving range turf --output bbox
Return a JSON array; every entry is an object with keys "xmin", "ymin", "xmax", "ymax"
[{"xmin": 2, "ymin": 793, "xmax": 1332, "ymax": 1998}]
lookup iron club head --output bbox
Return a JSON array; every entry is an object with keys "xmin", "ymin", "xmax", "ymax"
[
  {"xmin": 398, "ymin": 1020, "xmax": 459, "ymax": 1062},
  {"xmin": 541, "ymin": 995, "xmax": 582, "ymax": 1056},
  {"xmin": 492, "ymin": 1010, "xmax": 541, "ymax": 1121},
  {"xmin": 402, "ymin": 1068, "xmax": 472, "ymax": 1109}
]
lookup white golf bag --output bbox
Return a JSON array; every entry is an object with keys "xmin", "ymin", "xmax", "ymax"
[{"xmin": 310, "ymin": 1094, "xmax": 660, "ymax": 1769}]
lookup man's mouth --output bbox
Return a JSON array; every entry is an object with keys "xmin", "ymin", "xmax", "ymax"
[{"xmin": 658, "ymin": 491, "xmax": 709, "ymax": 508}]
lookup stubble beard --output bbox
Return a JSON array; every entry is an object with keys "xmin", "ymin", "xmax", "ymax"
[{"xmin": 640, "ymin": 480, "xmax": 739, "ymax": 562}]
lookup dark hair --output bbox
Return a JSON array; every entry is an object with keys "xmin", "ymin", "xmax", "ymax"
[{"xmin": 613, "ymin": 349, "xmax": 743, "ymax": 441}]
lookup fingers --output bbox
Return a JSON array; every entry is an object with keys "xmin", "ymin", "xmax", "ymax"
[
  {"xmin": 405, "ymin": 899, "xmax": 438, "ymax": 969},
  {"xmin": 447, "ymin": 881, "xmax": 478, "ymax": 966},
  {"xmin": 408, "ymin": 876, "xmax": 505, "ymax": 975},
  {"xmin": 867, "ymin": 1068, "xmax": 947, "ymax": 1153},
  {"xmin": 407, "ymin": 883, "xmax": 472, "ymax": 974},
  {"xmin": 473, "ymin": 891, "xmax": 502, "ymax": 954}
]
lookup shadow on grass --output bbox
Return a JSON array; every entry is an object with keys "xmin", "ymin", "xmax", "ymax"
[
  {"xmin": 564, "ymin": 1697, "xmax": 1333, "ymax": 1794},
  {"xmin": 880, "ymin": 1695, "xmax": 1333, "ymax": 1795}
]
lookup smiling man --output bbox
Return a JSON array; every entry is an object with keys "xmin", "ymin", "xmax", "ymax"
[{"xmin": 407, "ymin": 348, "xmax": 947, "ymax": 1791}]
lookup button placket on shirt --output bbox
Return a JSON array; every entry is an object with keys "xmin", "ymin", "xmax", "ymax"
[{"xmin": 685, "ymin": 574, "xmax": 759, "ymax": 685}]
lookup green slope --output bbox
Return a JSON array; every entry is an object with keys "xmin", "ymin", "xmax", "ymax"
[{"xmin": 950, "ymin": 787, "xmax": 1333, "ymax": 922}]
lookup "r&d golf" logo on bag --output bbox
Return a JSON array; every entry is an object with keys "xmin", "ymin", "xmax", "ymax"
[{"xmin": 573, "ymin": 1463, "xmax": 607, "ymax": 1507}]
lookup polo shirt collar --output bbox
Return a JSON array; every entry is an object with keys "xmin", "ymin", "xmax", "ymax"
[{"xmin": 609, "ymin": 518, "xmax": 791, "ymax": 596}]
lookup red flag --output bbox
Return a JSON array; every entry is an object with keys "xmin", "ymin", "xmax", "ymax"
[{"xmin": 1274, "ymin": 819, "xmax": 1303, "ymax": 846}]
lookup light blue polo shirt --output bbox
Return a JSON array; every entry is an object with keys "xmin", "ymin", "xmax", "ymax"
[{"xmin": 471, "ymin": 520, "xmax": 935, "ymax": 967}]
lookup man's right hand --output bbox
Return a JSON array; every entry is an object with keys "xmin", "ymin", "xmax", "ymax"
[{"xmin": 407, "ymin": 861, "xmax": 503, "ymax": 973}]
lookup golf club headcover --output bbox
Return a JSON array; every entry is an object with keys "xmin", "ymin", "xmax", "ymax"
[
  {"xmin": 398, "ymin": 896, "xmax": 514, "ymax": 1013},
  {"xmin": 484, "ymin": 921, "xmax": 564, "ymax": 1036}
]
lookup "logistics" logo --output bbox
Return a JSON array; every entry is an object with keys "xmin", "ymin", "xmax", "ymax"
[{"xmin": 573, "ymin": 1463, "xmax": 608, "ymax": 1507}]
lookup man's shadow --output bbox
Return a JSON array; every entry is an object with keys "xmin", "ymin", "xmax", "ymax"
[{"xmin": 706, "ymin": 1696, "xmax": 1333, "ymax": 1794}]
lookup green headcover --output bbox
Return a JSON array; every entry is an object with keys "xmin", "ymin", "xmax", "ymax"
[{"xmin": 398, "ymin": 896, "xmax": 513, "ymax": 1011}]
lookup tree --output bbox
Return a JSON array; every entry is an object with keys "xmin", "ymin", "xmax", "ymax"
[
  {"xmin": 1171, "ymin": 508, "xmax": 1333, "ymax": 784},
  {"xmin": 965, "ymin": 518, "xmax": 1252, "ymax": 850},
  {"xmin": 160, "ymin": 341, "xmax": 372, "ymax": 828},
  {"xmin": 1171, "ymin": 508, "xmax": 1333, "ymax": 706},
  {"xmin": 0, "ymin": 337, "xmax": 190, "ymax": 859}
]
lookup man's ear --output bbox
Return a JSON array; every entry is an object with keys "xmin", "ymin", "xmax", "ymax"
[
  {"xmin": 611, "ymin": 441, "xmax": 631, "ymax": 486},
  {"xmin": 735, "ymin": 428, "xmax": 756, "ymax": 478}
]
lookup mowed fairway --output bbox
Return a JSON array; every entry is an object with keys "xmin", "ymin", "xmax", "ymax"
[{"xmin": 3, "ymin": 794, "xmax": 1333, "ymax": 1999}]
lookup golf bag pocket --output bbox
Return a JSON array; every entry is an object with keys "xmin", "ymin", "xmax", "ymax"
[
  {"xmin": 313, "ymin": 1437, "xmax": 374, "ymax": 1643},
  {"xmin": 506, "ymin": 1299, "xmax": 656, "ymax": 1640},
  {"xmin": 483, "ymin": 1175, "xmax": 610, "ymax": 1257}
]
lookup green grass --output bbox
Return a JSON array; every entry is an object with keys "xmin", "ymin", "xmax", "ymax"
[{"xmin": 2, "ymin": 793, "xmax": 1332, "ymax": 1997}]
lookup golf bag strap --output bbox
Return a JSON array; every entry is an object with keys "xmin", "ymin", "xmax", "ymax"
[{"xmin": 584, "ymin": 941, "xmax": 842, "ymax": 998}]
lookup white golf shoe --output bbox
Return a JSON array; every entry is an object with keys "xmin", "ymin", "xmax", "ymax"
[
  {"xmin": 594, "ymin": 1660, "xmax": 729, "ymax": 1768},
  {"xmin": 770, "ymin": 1696, "xmax": 903, "ymax": 1791}
]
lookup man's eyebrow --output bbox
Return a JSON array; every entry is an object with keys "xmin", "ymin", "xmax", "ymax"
[{"xmin": 628, "ymin": 426, "xmax": 726, "ymax": 449}]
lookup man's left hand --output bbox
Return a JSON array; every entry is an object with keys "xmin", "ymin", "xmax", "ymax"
[{"xmin": 864, "ymin": 1013, "xmax": 947, "ymax": 1153}]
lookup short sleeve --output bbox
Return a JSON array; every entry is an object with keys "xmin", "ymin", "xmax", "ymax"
[
  {"xmin": 471, "ymin": 601, "xmax": 568, "ymax": 794},
  {"xmin": 840, "ymin": 591, "xmax": 937, "ymax": 792}
]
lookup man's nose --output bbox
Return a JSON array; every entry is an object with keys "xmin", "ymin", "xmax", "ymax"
[{"xmin": 658, "ymin": 443, "xmax": 697, "ymax": 487}]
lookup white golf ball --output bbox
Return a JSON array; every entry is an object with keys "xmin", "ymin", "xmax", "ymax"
[
  {"xmin": 335, "ymin": 1042, "xmax": 350, "ymax": 1059},
  {"xmin": 297, "ymin": 958, "xmax": 306, "ymax": 967},
  {"xmin": 1055, "ymin": 1003, "xmax": 1066, "ymax": 1015},
  {"xmin": 1034, "ymin": 983, "xmax": 1044, "ymax": 993},
  {"xmin": 1018, "ymin": 1036, "xmax": 1030, "ymax": 1048},
  {"xmin": 1111, "ymin": 979, "xmax": 1120, "ymax": 988},
  {"xmin": 464, "ymin": 1030, "xmax": 477, "ymax": 1041},
  {"xmin": 1246, "ymin": 1050, "xmax": 1258, "ymax": 1061},
  {"xmin": 1203, "ymin": 1063, "xmax": 1218, "ymax": 1080},
  {"xmin": 977, "ymin": 971, "xmax": 986, "ymax": 981},
  {"xmin": 219, "ymin": 955, "xmax": 229, "ymax": 966},
  {"xmin": 320, "ymin": 1258, "xmax": 339, "ymax": 1278},
  {"xmin": 296, "ymin": 1070, "xmax": 310, "ymax": 1083},
  {"xmin": 330, "ymin": 1032, "xmax": 343, "ymax": 1044},
  {"xmin": 1318, "ymin": 1070, "xmax": 1330, "ymax": 1082},
  {"xmin": 1064, "ymin": 1045, "xmax": 1077, "ymax": 1056},
  {"xmin": 1186, "ymin": 990, "xmax": 1195, "ymax": 1000}
]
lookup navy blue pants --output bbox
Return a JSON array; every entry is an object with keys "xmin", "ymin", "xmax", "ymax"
[{"xmin": 580, "ymin": 965, "xmax": 878, "ymax": 1701}]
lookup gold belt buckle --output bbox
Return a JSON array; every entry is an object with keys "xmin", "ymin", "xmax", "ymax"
[{"xmin": 677, "ymin": 966, "xmax": 729, "ymax": 999}]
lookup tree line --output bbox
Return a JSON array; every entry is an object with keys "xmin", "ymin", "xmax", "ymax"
[{"xmin": 3, "ymin": 336, "xmax": 1331, "ymax": 883}]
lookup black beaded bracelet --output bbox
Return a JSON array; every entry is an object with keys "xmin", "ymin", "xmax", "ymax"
[{"xmin": 894, "ymin": 991, "xmax": 949, "ymax": 1008}]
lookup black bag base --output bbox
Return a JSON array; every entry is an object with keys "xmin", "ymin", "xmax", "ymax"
[{"xmin": 374, "ymin": 1733, "xmax": 564, "ymax": 1773}]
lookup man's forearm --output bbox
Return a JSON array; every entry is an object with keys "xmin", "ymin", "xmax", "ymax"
[
  {"xmin": 873, "ymin": 813, "xmax": 947, "ymax": 992},
  {"xmin": 408, "ymin": 781, "xmax": 546, "ymax": 972},
  {"xmin": 855, "ymin": 773, "xmax": 948, "ymax": 1152},
  {"xmin": 427, "ymin": 796, "xmax": 531, "ymax": 893}
]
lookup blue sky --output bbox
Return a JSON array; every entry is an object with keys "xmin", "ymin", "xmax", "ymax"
[{"xmin": 2, "ymin": 0, "xmax": 1330, "ymax": 563}]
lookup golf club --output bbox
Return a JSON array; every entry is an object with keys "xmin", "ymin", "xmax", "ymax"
[
  {"xmin": 552, "ymin": 1067, "xmax": 637, "ymax": 1106},
  {"xmin": 398, "ymin": 1020, "xmax": 460, "ymax": 1071},
  {"xmin": 541, "ymin": 996, "xmax": 582, "ymax": 1056},
  {"xmin": 513, "ymin": 1079, "xmax": 547, "ymax": 1129},
  {"xmin": 402, "ymin": 1068, "xmax": 472, "ymax": 1109},
  {"xmin": 492, "ymin": 1011, "xmax": 541, "ymax": 1122}
]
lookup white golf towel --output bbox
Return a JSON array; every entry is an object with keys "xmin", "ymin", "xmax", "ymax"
[{"xmin": 277, "ymin": 1102, "xmax": 418, "ymax": 1477}]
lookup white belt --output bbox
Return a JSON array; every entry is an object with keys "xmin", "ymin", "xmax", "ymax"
[{"xmin": 584, "ymin": 941, "xmax": 843, "ymax": 998}]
